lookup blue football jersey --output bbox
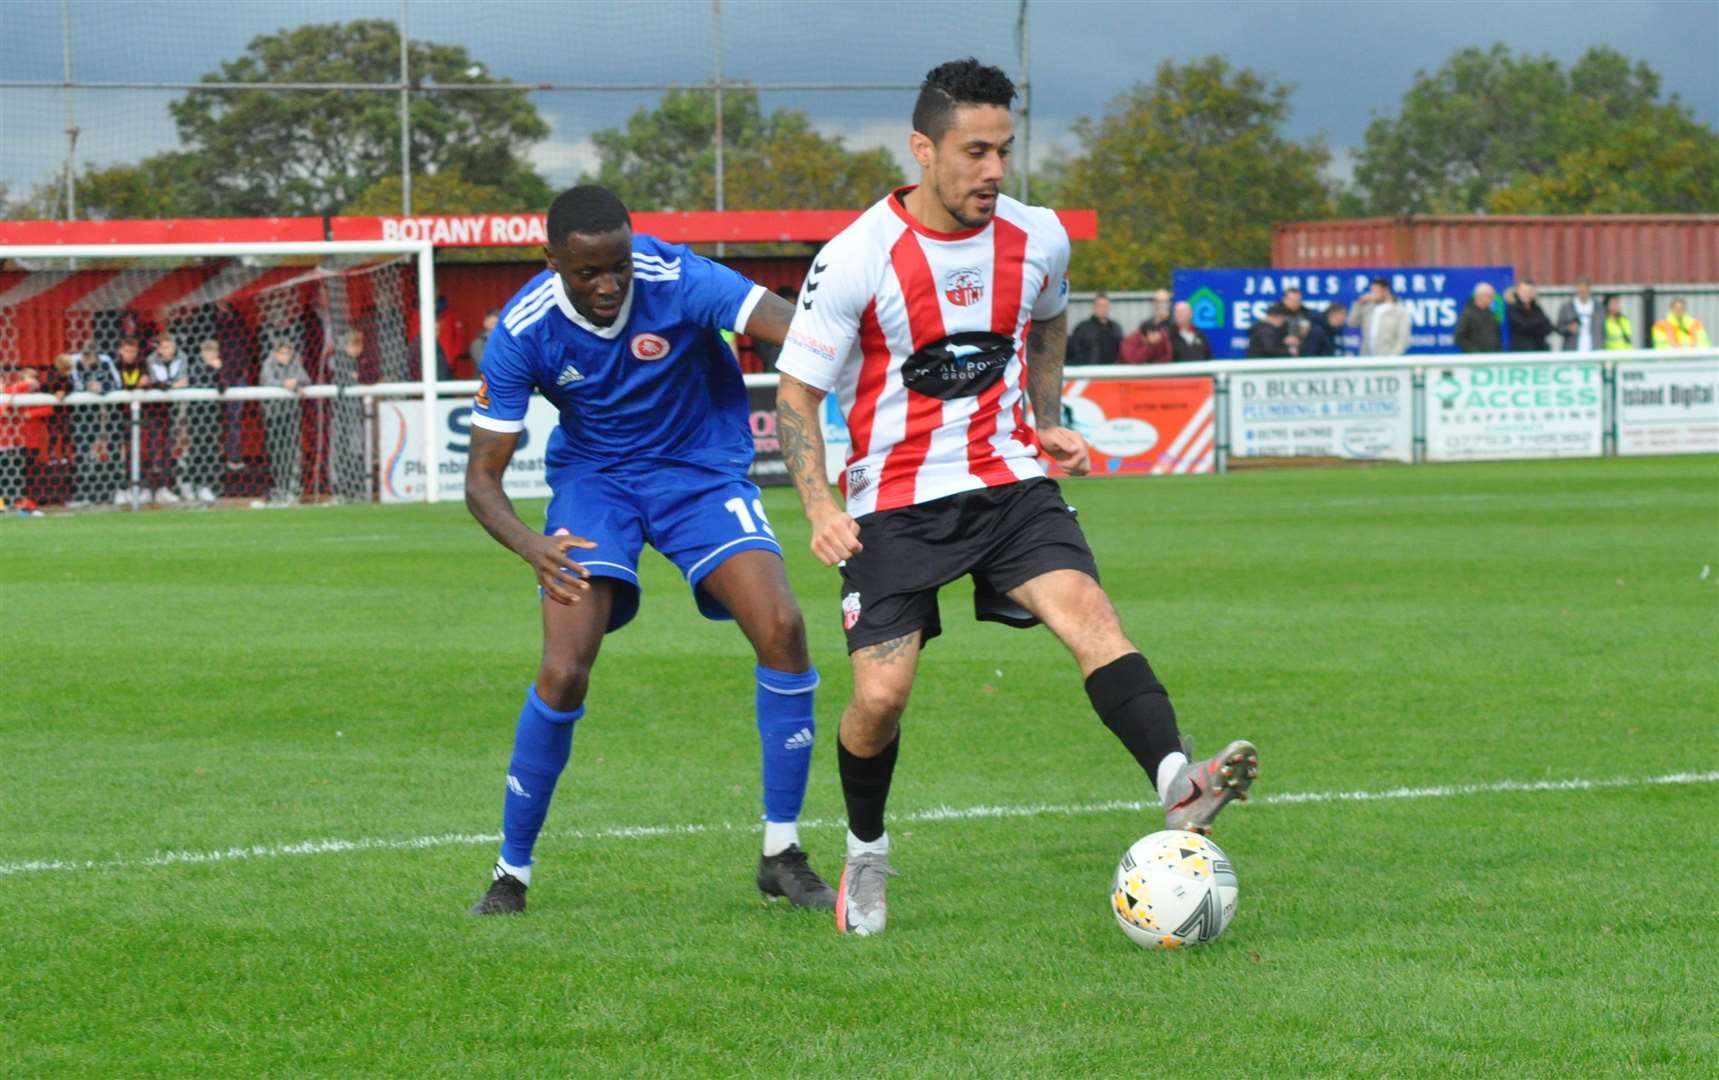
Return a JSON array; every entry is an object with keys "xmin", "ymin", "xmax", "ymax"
[{"xmin": 471, "ymin": 236, "xmax": 766, "ymax": 474}]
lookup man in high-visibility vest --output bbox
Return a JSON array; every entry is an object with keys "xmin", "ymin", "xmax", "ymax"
[
  {"xmin": 1652, "ymin": 298, "xmax": 1711, "ymax": 349},
  {"xmin": 1601, "ymin": 295, "xmax": 1634, "ymax": 350}
]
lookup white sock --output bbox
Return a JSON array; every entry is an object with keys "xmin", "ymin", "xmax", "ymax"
[
  {"xmin": 495, "ymin": 857, "xmax": 531, "ymax": 886},
  {"xmin": 846, "ymin": 829, "xmax": 889, "ymax": 859},
  {"xmin": 1156, "ymin": 752, "xmax": 1189, "ymax": 806},
  {"xmin": 762, "ymin": 820, "xmax": 800, "ymax": 856}
]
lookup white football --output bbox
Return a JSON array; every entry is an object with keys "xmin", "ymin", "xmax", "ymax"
[{"xmin": 1111, "ymin": 829, "xmax": 1238, "ymax": 949}]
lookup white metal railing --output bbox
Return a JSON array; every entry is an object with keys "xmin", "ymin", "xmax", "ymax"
[{"xmin": 5, "ymin": 347, "xmax": 1713, "ymax": 507}]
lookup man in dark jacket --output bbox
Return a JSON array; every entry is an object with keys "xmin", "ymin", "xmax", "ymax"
[
  {"xmin": 1246, "ymin": 303, "xmax": 1297, "ymax": 358},
  {"xmin": 1300, "ymin": 301, "xmax": 1344, "ymax": 357},
  {"xmin": 1454, "ymin": 283, "xmax": 1502, "ymax": 353},
  {"xmin": 1168, "ymin": 301, "xmax": 1213, "ymax": 361},
  {"xmin": 1506, "ymin": 282, "xmax": 1554, "ymax": 351},
  {"xmin": 1068, "ymin": 293, "xmax": 1124, "ymax": 366}
]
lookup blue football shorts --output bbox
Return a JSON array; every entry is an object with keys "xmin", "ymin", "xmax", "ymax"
[{"xmin": 542, "ymin": 462, "xmax": 783, "ymax": 631}]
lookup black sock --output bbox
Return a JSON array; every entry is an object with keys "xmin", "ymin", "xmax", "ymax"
[
  {"xmin": 837, "ymin": 732, "xmax": 900, "ymax": 843},
  {"xmin": 1085, "ymin": 652, "xmax": 1181, "ymax": 782}
]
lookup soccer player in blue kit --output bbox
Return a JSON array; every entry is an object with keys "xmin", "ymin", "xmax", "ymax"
[{"xmin": 465, "ymin": 185, "xmax": 834, "ymax": 915}]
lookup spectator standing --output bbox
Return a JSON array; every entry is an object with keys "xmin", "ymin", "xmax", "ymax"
[
  {"xmin": 114, "ymin": 338, "xmax": 151, "ymax": 503},
  {"xmin": 1652, "ymin": 298, "xmax": 1711, "ymax": 349},
  {"xmin": 0, "ymin": 369, "xmax": 40, "ymax": 510},
  {"xmin": 1168, "ymin": 301, "xmax": 1213, "ymax": 361},
  {"xmin": 327, "ymin": 330, "xmax": 369, "ymax": 502},
  {"xmin": 40, "ymin": 354, "xmax": 74, "ymax": 469},
  {"xmin": 1506, "ymin": 282, "xmax": 1554, "ymax": 352},
  {"xmin": 1555, "ymin": 279, "xmax": 1600, "ymax": 352},
  {"xmin": 435, "ymin": 296, "xmax": 466, "ymax": 376},
  {"xmin": 1353, "ymin": 277, "xmax": 1412, "ymax": 357},
  {"xmin": 258, "ymin": 340, "xmax": 309, "ymax": 506},
  {"xmin": 144, "ymin": 333, "xmax": 188, "ymax": 504},
  {"xmin": 1147, "ymin": 288, "xmax": 1173, "ymax": 332},
  {"xmin": 1454, "ymin": 283, "xmax": 1502, "ymax": 353},
  {"xmin": 469, "ymin": 309, "xmax": 500, "ymax": 372},
  {"xmin": 1119, "ymin": 320, "xmax": 1172, "ymax": 364},
  {"xmin": 181, "ymin": 339, "xmax": 224, "ymax": 503},
  {"xmin": 1301, "ymin": 302, "xmax": 1344, "ymax": 357},
  {"xmin": 1281, "ymin": 287, "xmax": 1314, "ymax": 346},
  {"xmin": 68, "ymin": 344, "xmax": 122, "ymax": 507},
  {"xmin": 1246, "ymin": 304, "xmax": 1298, "ymax": 358},
  {"xmin": 1068, "ymin": 294, "xmax": 1123, "ymax": 366},
  {"xmin": 1601, "ymin": 295, "xmax": 1635, "ymax": 350}
]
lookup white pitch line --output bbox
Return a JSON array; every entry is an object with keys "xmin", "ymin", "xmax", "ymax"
[{"xmin": 2, "ymin": 770, "xmax": 1714, "ymax": 879}]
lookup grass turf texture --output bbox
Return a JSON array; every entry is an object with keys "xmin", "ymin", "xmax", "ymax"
[{"xmin": 2, "ymin": 456, "xmax": 1715, "ymax": 1077}]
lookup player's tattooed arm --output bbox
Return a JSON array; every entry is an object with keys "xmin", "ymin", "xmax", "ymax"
[
  {"xmin": 1025, "ymin": 310, "xmax": 1069, "ymax": 419},
  {"xmin": 742, "ymin": 289, "xmax": 797, "ymax": 347},
  {"xmin": 466, "ymin": 426, "xmax": 596, "ymax": 605},
  {"xmin": 1025, "ymin": 311, "xmax": 1090, "ymax": 476},
  {"xmin": 777, "ymin": 373, "xmax": 863, "ymax": 566}
]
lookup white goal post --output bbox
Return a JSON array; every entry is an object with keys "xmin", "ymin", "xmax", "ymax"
[{"xmin": 0, "ymin": 239, "xmax": 445, "ymax": 505}]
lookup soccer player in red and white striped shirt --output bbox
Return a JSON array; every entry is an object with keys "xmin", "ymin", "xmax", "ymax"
[{"xmin": 775, "ymin": 59, "xmax": 1260, "ymax": 936}]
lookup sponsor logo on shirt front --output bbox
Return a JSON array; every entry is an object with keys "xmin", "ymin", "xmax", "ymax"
[
  {"xmin": 630, "ymin": 333, "xmax": 671, "ymax": 361},
  {"xmin": 944, "ymin": 266, "xmax": 985, "ymax": 307}
]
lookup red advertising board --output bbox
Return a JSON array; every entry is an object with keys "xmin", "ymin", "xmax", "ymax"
[{"xmin": 1057, "ymin": 376, "xmax": 1215, "ymax": 476}]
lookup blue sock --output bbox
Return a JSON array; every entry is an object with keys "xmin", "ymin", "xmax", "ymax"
[
  {"xmin": 498, "ymin": 686, "xmax": 582, "ymax": 870},
  {"xmin": 756, "ymin": 665, "xmax": 819, "ymax": 827}
]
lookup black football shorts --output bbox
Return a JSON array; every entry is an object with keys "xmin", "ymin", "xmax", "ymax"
[{"xmin": 837, "ymin": 477, "xmax": 1099, "ymax": 653}]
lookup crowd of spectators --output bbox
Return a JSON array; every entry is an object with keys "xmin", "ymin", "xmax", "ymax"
[
  {"xmin": 0, "ymin": 282, "xmax": 497, "ymax": 512},
  {"xmin": 1069, "ymin": 279, "xmax": 1713, "ymax": 365}
]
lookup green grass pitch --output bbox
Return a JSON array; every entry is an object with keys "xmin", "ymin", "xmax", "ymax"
[{"xmin": 3, "ymin": 456, "xmax": 1715, "ymax": 1077}]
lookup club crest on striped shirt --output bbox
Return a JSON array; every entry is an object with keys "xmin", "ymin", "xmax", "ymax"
[{"xmin": 944, "ymin": 266, "xmax": 984, "ymax": 307}]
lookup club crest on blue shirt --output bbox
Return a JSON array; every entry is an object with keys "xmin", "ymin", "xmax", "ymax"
[{"xmin": 631, "ymin": 333, "xmax": 670, "ymax": 360}]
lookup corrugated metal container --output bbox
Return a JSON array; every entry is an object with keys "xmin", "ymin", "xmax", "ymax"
[{"xmin": 1274, "ymin": 215, "xmax": 1719, "ymax": 283}]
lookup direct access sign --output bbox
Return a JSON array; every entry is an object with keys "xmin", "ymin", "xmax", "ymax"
[
  {"xmin": 1425, "ymin": 363, "xmax": 1603, "ymax": 461},
  {"xmin": 1171, "ymin": 266, "xmax": 1513, "ymax": 359},
  {"xmin": 1059, "ymin": 377, "xmax": 1214, "ymax": 475},
  {"xmin": 1229, "ymin": 369, "xmax": 1413, "ymax": 462},
  {"xmin": 1615, "ymin": 359, "xmax": 1719, "ymax": 456}
]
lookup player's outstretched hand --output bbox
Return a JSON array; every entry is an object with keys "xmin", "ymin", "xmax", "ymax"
[
  {"xmin": 1037, "ymin": 425, "xmax": 1091, "ymax": 476},
  {"xmin": 525, "ymin": 529, "xmax": 599, "ymax": 605},
  {"xmin": 808, "ymin": 504, "xmax": 863, "ymax": 567}
]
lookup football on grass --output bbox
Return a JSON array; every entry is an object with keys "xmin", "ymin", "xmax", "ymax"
[{"xmin": 1111, "ymin": 830, "xmax": 1238, "ymax": 949}]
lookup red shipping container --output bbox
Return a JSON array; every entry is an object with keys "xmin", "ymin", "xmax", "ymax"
[{"xmin": 1273, "ymin": 215, "xmax": 1719, "ymax": 284}]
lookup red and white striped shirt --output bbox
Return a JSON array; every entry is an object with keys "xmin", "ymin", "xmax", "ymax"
[{"xmin": 776, "ymin": 187, "xmax": 1071, "ymax": 518}]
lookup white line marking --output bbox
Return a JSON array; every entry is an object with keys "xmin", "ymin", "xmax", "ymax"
[{"xmin": 2, "ymin": 770, "xmax": 1713, "ymax": 879}]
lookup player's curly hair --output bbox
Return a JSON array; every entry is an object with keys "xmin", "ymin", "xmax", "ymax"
[
  {"xmin": 913, "ymin": 58, "xmax": 1017, "ymax": 143},
  {"xmin": 546, "ymin": 184, "xmax": 631, "ymax": 246}
]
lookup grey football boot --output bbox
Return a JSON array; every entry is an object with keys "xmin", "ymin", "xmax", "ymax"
[
  {"xmin": 1163, "ymin": 735, "xmax": 1259, "ymax": 834},
  {"xmin": 834, "ymin": 852, "xmax": 897, "ymax": 936}
]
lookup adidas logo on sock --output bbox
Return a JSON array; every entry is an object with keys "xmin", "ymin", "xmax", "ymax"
[
  {"xmin": 506, "ymin": 774, "xmax": 530, "ymax": 798},
  {"xmin": 783, "ymin": 727, "xmax": 814, "ymax": 751}
]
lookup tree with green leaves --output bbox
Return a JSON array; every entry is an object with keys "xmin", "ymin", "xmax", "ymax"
[
  {"xmin": 1354, "ymin": 44, "xmax": 1719, "ymax": 214},
  {"xmin": 18, "ymin": 20, "xmax": 551, "ymax": 220},
  {"xmin": 586, "ymin": 87, "xmax": 902, "ymax": 211},
  {"xmin": 1050, "ymin": 58, "xmax": 1332, "ymax": 292}
]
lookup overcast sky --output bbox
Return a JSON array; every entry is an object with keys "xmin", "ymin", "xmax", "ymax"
[{"xmin": 2, "ymin": 0, "xmax": 1716, "ymax": 202}]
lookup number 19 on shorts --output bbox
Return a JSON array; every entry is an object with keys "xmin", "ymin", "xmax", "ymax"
[{"xmin": 725, "ymin": 497, "xmax": 776, "ymax": 537}]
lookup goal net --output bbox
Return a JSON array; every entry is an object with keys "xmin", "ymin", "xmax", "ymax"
[{"xmin": 0, "ymin": 241, "xmax": 447, "ymax": 511}]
